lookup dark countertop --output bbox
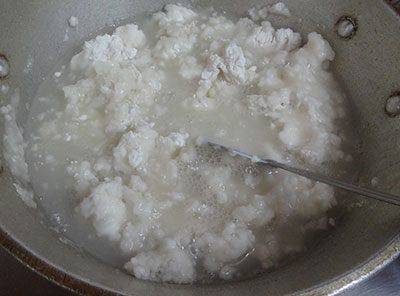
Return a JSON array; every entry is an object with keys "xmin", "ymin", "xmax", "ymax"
[
  {"xmin": 0, "ymin": 246, "xmax": 72, "ymax": 296},
  {"xmin": 1, "ymin": 245, "xmax": 400, "ymax": 296}
]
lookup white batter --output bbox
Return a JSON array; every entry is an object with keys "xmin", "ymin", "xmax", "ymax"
[{"xmin": 5, "ymin": 4, "xmax": 353, "ymax": 283}]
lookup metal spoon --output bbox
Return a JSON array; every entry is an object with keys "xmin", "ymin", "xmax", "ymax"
[{"xmin": 208, "ymin": 142, "xmax": 400, "ymax": 206}]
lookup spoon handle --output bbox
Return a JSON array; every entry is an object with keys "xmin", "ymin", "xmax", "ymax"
[{"xmin": 262, "ymin": 159, "xmax": 400, "ymax": 206}]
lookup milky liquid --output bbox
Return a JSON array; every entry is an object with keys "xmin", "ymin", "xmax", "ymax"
[
  {"xmin": 24, "ymin": 14, "xmax": 158, "ymax": 266},
  {"xmin": 24, "ymin": 58, "xmax": 128, "ymax": 266},
  {"xmin": 25, "ymin": 81, "xmax": 275, "ymax": 275},
  {"xmin": 25, "ymin": 57, "xmax": 280, "ymax": 279}
]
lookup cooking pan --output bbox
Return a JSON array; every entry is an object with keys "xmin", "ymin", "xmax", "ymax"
[{"xmin": 1, "ymin": 0, "xmax": 400, "ymax": 295}]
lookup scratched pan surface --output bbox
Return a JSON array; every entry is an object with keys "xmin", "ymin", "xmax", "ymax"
[{"xmin": 1, "ymin": 0, "xmax": 400, "ymax": 295}]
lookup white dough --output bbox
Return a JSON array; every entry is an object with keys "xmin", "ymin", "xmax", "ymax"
[
  {"xmin": 25, "ymin": 4, "xmax": 351, "ymax": 283},
  {"xmin": 249, "ymin": 2, "xmax": 291, "ymax": 21},
  {"xmin": 68, "ymin": 16, "xmax": 79, "ymax": 28}
]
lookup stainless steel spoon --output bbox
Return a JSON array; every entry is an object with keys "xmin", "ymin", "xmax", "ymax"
[{"xmin": 208, "ymin": 142, "xmax": 400, "ymax": 206}]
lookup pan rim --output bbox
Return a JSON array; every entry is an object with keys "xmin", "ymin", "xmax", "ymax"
[{"xmin": 1, "ymin": 223, "xmax": 400, "ymax": 296}]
